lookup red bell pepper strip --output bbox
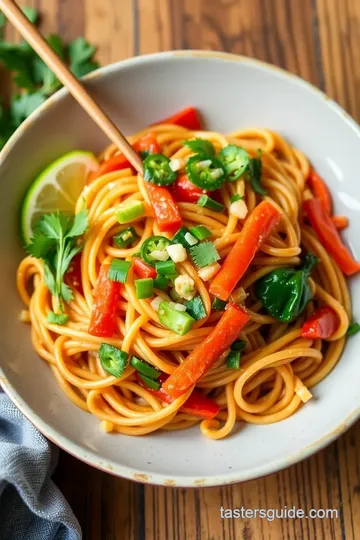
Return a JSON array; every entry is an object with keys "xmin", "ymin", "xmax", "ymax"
[
  {"xmin": 65, "ymin": 253, "xmax": 83, "ymax": 295},
  {"xmin": 135, "ymin": 373, "xmax": 220, "ymax": 419},
  {"xmin": 331, "ymin": 215, "xmax": 348, "ymax": 231},
  {"xmin": 132, "ymin": 257, "xmax": 157, "ymax": 279},
  {"xmin": 145, "ymin": 183, "xmax": 182, "ymax": 234},
  {"xmin": 88, "ymin": 133, "xmax": 161, "ymax": 183},
  {"xmin": 301, "ymin": 306, "xmax": 339, "ymax": 339},
  {"xmin": 153, "ymin": 106, "xmax": 201, "ymax": 130},
  {"xmin": 163, "ymin": 303, "xmax": 250, "ymax": 398},
  {"xmin": 172, "ymin": 174, "xmax": 207, "ymax": 203},
  {"xmin": 304, "ymin": 197, "xmax": 360, "ymax": 276},
  {"xmin": 88, "ymin": 264, "xmax": 121, "ymax": 337},
  {"xmin": 210, "ymin": 201, "xmax": 282, "ymax": 301},
  {"xmin": 307, "ymin": 169, "xmax": 332, "ymax": 214}
]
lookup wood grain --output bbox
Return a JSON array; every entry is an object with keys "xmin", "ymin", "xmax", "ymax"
[{"xmin": 4, "ymin": 0, "xmax": 360, "ymax": 538}]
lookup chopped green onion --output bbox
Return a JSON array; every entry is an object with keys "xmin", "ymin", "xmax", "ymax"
[
  {"xmin": 230, "ymin": 194, "xmax": 243, "ymax": 203},
  {"xmin": 231, "ymin": 339, "xmax": 246, "ymax": 352},
  {"xmin": 154, "ymin": 274, "xmax": 169, "ymax": 290},
  {"xmin": 169, "ymin": 287, "xmax": 182, "ymax": 302},
  {"xmin": 226, "ymin": 350, "xmax": 241, "ymax": 369},
  {"xmin": 212, "ymin": 298, "xmax": 227, "ymax": 311},
  {"xmin": 115, "ymin": 200, "xmax": 145, "ymax": 224},
  {"xmin": 158, "ymin": 301, "xmax": 195, "ymax": 335},
  {"xmin": 247, "ymin": 150, "xmax": 267, "ymax": 195},
  {"xmin": 184, "ymin": 232, "xmax": 198, "ymax": 246},
  {"xmin": 130, "ymin": 356, "xmax": 161, "ymax": 379},
  {"xmin": 144, "ymin": 153, "xmax": 177, "ymax": 186},
  {"xmin": 135, "ymin": 278, "xmax": 154, "ymax": 299},
  {"xmin": 138, "ymin": 373, "xmax": 161, "ymax": 390},
  {"xmin": 189, "ymin": 225, "xmax": 212, "ymax": 241},
  {"xmin": 183, "ymin": 138, "xmax": 215, "ymax": 156},
  {"xmin": 347, "ymin": 322, "xmax": 360, "ymax": 336},
  {"xmin": 99, "ymin": 343, "xmax": 129, "ymax": 378},
  {"xmin": 197, "ymin": 194, "xmax": 225, "ymax": 212},
  {"xmin": 140, "ymin": 235, "xmax": 171, "ymax": 266},
  {"xmin": 172, "ymin": 226, "xmax": 198, "ymax": 249},
  {"xmin": 218, "ymin": 145, "xmax": 249, "ymax": 181},
  {"xmin": 185, "ymin": 296, "xmax": 206, "ymax": 320},
  {"xmin": 156, "ymin": 260, "xmax": 176, "ymax": 275},
  {"xmin": 165, "ymin": 273, "xmax": 178, "ymax": 285},
  {"xmin": 108, "ymin": 259, "xmax": 131, "ymax": 283},
  {"xmin": 113, "ymin": 226, "xmax": 139, "ymax": 248},
  {"xmin": 47, "ymin": 312, "xmax": 69, "ymax": 325},
  {"xmin": 190, "ymin": 241, "xmax": 220, "ymax": 268}
]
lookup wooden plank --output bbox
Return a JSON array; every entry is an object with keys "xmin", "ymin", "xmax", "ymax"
[{"xmin": 316, "ymin": 0, "xmax": 360, "ymax": 120}]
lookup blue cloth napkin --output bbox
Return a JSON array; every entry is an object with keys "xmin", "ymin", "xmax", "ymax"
[{"xmin": 0, "ymin": 391, "xmax": 82, "ymax": 540}]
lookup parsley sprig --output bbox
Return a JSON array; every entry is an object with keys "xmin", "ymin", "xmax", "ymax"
[
  {"xmin": 26, "ymin": 210, "xmax": 88, "ymax": 323},
  {"xmin": 0, "ymin": 8, "xmax": 99, "ymax": 150}
]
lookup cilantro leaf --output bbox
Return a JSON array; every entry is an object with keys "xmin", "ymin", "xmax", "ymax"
[
  {"xmin": 26, "ymin": 233, "xmax": 56, "ymax": 259},
  {"xmin": 68, "ymin": 37, "xmax": 99, "ymax": 78},
  {"xmin": 0, "ymin": 13, "xmax": 99, "ymax": 150},
  {"xmin": 0, "ymin": 11, "xmax": 6, "ymax": 39},
  {"xmin": 33, "ymin": 35, "xmax": 65, "ymax": 95},
  {"xmin": 0, "ymin": 41, "xmax": 37, "ymax": 91},
  {"xmin": 347, "ymin": 322, "xmax": 360, "ymax": 336},
  {"xmin": 247, "ymin": 150, "xmax": 267, "ymax": 195},
  {"xmin": 67, "ymin": 208, "xmax": 88, "ymax": 238},
  {"xmin": 43, "ymin": 262, "xmax": 56, "ymax": 297},
  {"xmin": 22, "ymin": 6, "xmax": 39, "ymax": 24},
  {"xmin": 183, "ymin": 138, "xmax": 215, "ymax": 156},
  {"xmin": 0, "ymin": 102, "xmax": 16, "ymax": 150},
  {"xmin": 10, "ymin": 93, "xmax": 46, "ymax": 125},
  {"xmin": 47, "ymin": 312, "xmax": 69, "ymax": 325},
  {"xmin": 26, "ymin": 210, "xmax": 89, "ymax": 310},
  {"xmin": 190, "ymin": 241, "xmax": 220, "ymax": 268}
]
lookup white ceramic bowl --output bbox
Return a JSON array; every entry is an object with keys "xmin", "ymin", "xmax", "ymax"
[{"xmin": 1, "ymin": 51, "xmax": 360, "ymax": 487}]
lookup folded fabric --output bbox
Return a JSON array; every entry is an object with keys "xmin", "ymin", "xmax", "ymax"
[{"xmin": 0, "ymin": 391, "xmax": 82, "ymax": 540}]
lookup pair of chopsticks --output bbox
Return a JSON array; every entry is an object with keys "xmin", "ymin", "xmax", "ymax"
[{"xmin": 0, "ymin": 0, "xmax": 144, "ymax": 174}]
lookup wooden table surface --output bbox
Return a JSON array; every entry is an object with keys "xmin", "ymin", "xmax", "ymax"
[{"xmin": 6, "ymin": 1, "xmax": 360, "ymax": 539}]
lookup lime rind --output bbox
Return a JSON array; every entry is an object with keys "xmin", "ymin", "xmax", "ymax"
[{"xmin": 21, "ymin": 150, "xmax": 99, "ymax": 244}]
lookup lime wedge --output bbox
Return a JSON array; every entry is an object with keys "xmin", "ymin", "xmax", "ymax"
[{"xmin": 21, "ymin": 150, "xmax": 99, "ymax": 243}]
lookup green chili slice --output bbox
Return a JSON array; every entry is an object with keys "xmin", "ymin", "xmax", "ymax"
[
  {"xmin": 140, "ymin": 235, "xmax": 171, "ymax": 266},
  {"xmin": 186, "ymin": 155, "xmax": 225, "ymax": 190},
  {"xmin": 138, "ymin": 373, "xmax": 161, "ymax": 390},
  {"xmin": 130, "ymin": 356, "xmax": 161, "ymax": 379},
  {"xmin": 143, "ymin": 153, "xmax": 177, "ymax": 186},
  {"xmin": 218, "ymin": 145, "xmax": 249, "ymax": 181}
]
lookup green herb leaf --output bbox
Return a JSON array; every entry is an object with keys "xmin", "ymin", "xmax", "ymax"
[
  {"xmin": 347, "ymin": 322, "xmax": 360, "ymax": 336},
  {"xmin": 10, "ymin": 92, "xmax": 46, "ymax": 125},
  {"xmin": 68, "ymin": 37, "xmax": 99, "ymax": 78},
  {"xmin": 0, "ymin": 11, "xmax": 6, "ymax": 38},
  {"xmin": 185, "ymin": 296, "xmax": 206, "ymax": 320},
  {"xmin": 190, "ymin": 241, "xmax": 220, "ymax": 268},
  {"xmin": 33, "ymin": 34, "xmax": 65, "ymax": 95},
  {"xmin": 47, "ymin": 311, "xmax": 69, "ymax": 325},
  {"xmin": 247, "ymin": 150, "xmax": 267, "ymax": 195},
  {"xmin": 230, "ymin": 194, "xmax": 243, "ymax": 203},
  {"xmin": 26, "ymin": 210, "xmax": 89, "ymax": 309},
  {"xmin": 183, "ymin": 138, "xmax": 215, "ymax": 156},
  {"xmin": 22, "ymin": 6, "xmax": 39, "ymax": 24}
]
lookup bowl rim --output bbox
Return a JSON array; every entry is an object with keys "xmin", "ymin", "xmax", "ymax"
[{"xmin": 1, "ymin": 49, "xmax": 360, "ymax": 488}]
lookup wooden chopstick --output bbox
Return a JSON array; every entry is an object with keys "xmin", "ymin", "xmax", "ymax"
[{"xmin": 0, "ymin": 0, "xmax": 144, "ymax": 174}]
